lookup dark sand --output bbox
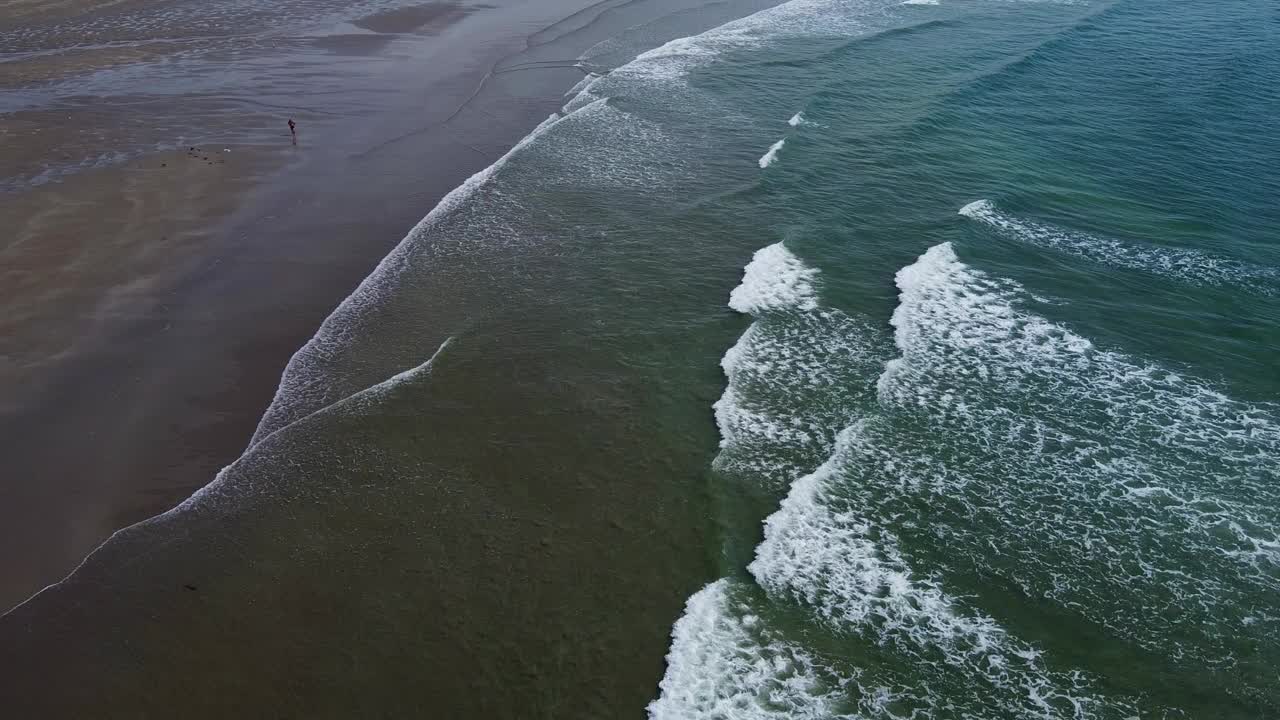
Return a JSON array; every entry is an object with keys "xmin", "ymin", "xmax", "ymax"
[
  {"xmin": 0, "ymin": 145, "xmax": 290, "ymax": 605},
  {"xmin": 0, "ymin": 146, "xmax": 285, "ymax": 411},
  {"xmin": 353, "ymin": 0, "xmax": 476, "ymax": 33}
]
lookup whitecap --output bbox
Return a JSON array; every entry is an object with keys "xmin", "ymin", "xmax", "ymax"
[
  {"xmin": 868, "ymin": 242, "xmax": 1280, "ymax": 667},
  {"xmin": 960, "ymin": 199, "xmax": 1279, "ymax": 294},
  {"xmin": 758, "ymin": 138, "xmax": 786, "ymax": 168},
  {"xmin": 728, "ymin": 242, "xmax": 817, "ymax": 313},
  {"xmin": 648, "ymin": 580, "xmax": 862, "ymax": 720}
]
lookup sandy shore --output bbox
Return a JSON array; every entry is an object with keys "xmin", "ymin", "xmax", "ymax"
[
  {"xmin": 0, "ymin": 145, "xmax": 285, "ymax": 410},
  {"xmin": 0, "ymin": 145, "xmax": 289, "ymax": 606},
  {"xmin": 0, "ymin": 0, "xmax": 599, "ymax": 610}
]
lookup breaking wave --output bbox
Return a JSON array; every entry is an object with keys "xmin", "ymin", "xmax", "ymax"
[
  {"xmin": 867, "ymin": 243, "xmax": 1280, "ymax": 669},
  {"xmin": 960, "ymin": 199, "xmax": 1279, "ymax": 295},
  {"xmin": 759, "ymin": 138, "xmax": 786, "ymax": 168},
  {"xmin": 654, "ymin": 233, "xmax": 1279, "ymax": 715}
]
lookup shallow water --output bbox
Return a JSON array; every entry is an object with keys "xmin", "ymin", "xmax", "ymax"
[{"xmin": 4, "ymin": 0, "xmax": 1278, "ymax": 715}]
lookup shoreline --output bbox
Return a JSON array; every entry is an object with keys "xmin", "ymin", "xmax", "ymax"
[
  {"xmin": 0, "ymin": 0, "xmax": 795, "ymax": 716},
  {"xmin": 0, "ymin": 0, "xmax": 602, "ymax": 611}
]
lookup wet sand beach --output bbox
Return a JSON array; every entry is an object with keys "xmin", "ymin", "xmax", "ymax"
[
  {"xmin": 2, "ymin": 0, "xmax": 564, "ymax": 612},
  {"xmin": 0, "ymin": 0, "xmax": 627, "ymax": 607},
  {"xmin": 0, "ymin": 145, "xmax": 282, "ymax": 413},
  {"xmin": 0, "ymin": 145, "xmax": 287, "ymax": 599}
]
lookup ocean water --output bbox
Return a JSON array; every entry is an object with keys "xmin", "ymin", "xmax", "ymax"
[
  {"xmin": 632, "ymin": 0, "xmax": 1280, "ymax": 715},
  {"xmin": 6, "ymin": 0, "xmax": 1279, "ymax": 715}
]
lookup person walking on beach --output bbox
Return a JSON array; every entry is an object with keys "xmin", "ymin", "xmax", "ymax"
[{"xmin": 288, "ymin": 118, "xmax": 297, "ymax": 145}]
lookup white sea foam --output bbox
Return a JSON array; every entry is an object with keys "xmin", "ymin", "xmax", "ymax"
[
  {"xmin": 516, "ymin": 98, "xmax": 681, "ymax": 192},
  {"xmin": 648, "ymin": 579, "xmax": 863, "ymax": 720},
  {"xmin": 745, "ymin": 418, "xmax": 1132, "ymax": 717},
  {"xmin": 663, "ymin": 237, "xmax": 1137, "ymax": 715},
  {"xmin": 562, "ymin": 84, "xmax": 603, "ymax": 115},
  {"xmin": 597, "ymin": 0, "xmax": 899, "ymax": 87},
  {"xmin": 650, "ymin": 578, "xmax": 1120, "ymax": 719},
  {"xmin": 866, "ymin": 242, "xmax": 1280, "ymax": 666},
  {"xmin": 728, "ymin": 242, "xmax": 818, "ymax": 313},
  {"xmin": 758, "ymin": 138, "xmax": 786, "ymax": 168},
  {"xmin": 960, "ymin": 199, "xmax": 1279, "ymax": 294},
  {"xmin": 713, "ymin": 307, "xmax": 886, "ymax": 486},
  {"xmin": 750, "ymin": 425, "xmax": 1004, "ymax": 653},
  {"xmin": 716, "ymin": 243, "xmax": 882, "ymax": 483},
  {"xmin": 788, "ymin": 111, "xmax": 805, "ymax": 126},
  {"xmin": 700, "ymin": 241, "xmax": 1279, "ymax": 715},
  {"xmin": 654, "ymin": 242, "xmax": 892, "ymax": 715}
]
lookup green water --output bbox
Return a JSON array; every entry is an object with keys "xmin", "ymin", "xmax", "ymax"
[
  {"xmin": 4, "ymin": 0, "xmax": 1278, "ymax": 716},
  {"xmin": 647, "ymin": 1, "xmax": 1279, "ymax": 716}
]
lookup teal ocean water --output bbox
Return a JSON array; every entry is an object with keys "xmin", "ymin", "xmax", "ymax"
[
  {"xmin": 591, "ymin": 0, "xmax": 1280, "ymax": 714},
  {"xmin": 631, "ymin": 0, "xmax": 1280, "ymax": 715},
  {"xmin": 5, "ymin": 0, "xmax": 1278, "ymax": 715}
]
